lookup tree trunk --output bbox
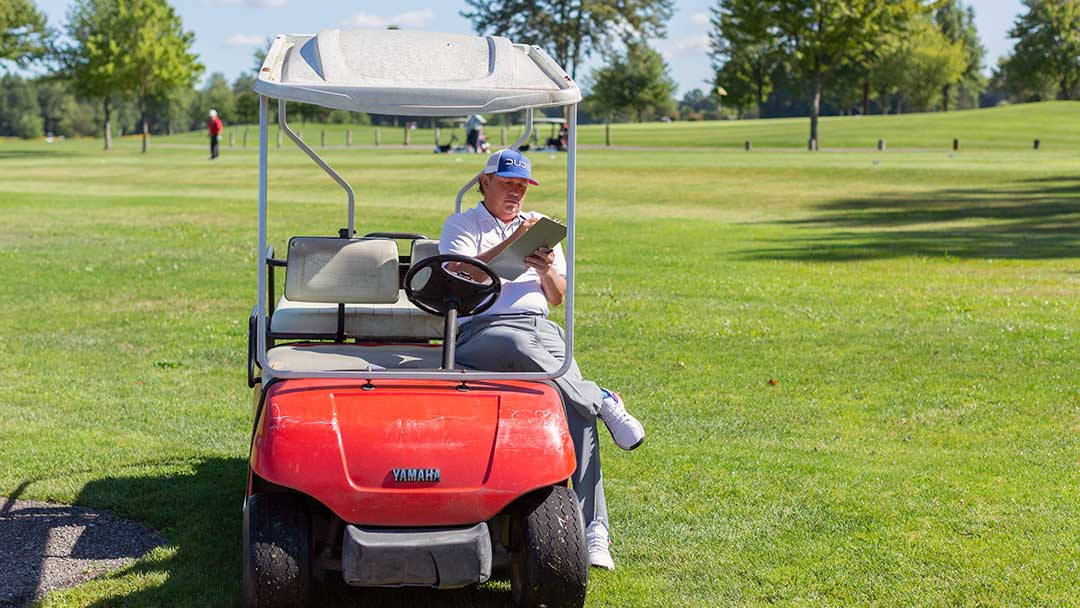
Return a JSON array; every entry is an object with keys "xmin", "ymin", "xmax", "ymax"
[
  {"xmin": 756, "ymin": 71, "xmax": 764, "ymax": 118},
  {"xmin": 809, "ymin": 61, "xmax": 821, "ymax": 150},
  {"xmin": 103, "ymin": 98, "xmax": 112, "ymax": 151},
  {"xmin": 942, "ymin": 83, "xmax": 951, "ymax": 112},
  {"xmin": 140, "ymin": 99, "xmax": 149, "ymax": 154},
  {"xmin": 861, "ymin": 80, "xmax": 869, "ymax": 115}
]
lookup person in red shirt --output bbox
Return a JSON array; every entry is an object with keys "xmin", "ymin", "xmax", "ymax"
[{"xmin": 208, "ymin": 109, "xmax": 223, "ymax": 159}]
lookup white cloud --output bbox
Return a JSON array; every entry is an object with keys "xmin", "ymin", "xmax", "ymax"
[
  {"xmin": 690, "ymin": 12, "xmax": 710, "ymax": 27},
  {"xmin": 211, "ymin": 0, "xmax": 287, "ymax": 7},
  {"xmin": 340, "ymin": 9, "xmax": 436, "ymax": 29},
  {"xmin": 660, "ymin": 35, "xmax": 710, "ymax": 58},
  {"xmin": 226, "ymin": 33, "xmax": 266, "ymax": 47}
]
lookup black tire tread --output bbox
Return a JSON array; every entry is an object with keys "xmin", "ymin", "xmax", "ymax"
[
  {"xmin": 512, "ymin": 485, "xmax": 588, "ymax": 608},
  {"xmin": 244, "ymin": 492, "xmax": 311, "ymax": 608}
]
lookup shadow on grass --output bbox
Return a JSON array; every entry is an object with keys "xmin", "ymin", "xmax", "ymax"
[
  {"xmin": 744, "ymin": 175, "xmax": 1080, "ymax": 261},
  {"xmin": 0, "ymin": 149, "xmax": 78, "ymax": 160},
  {"xmin": 75, "ymin": 457, "xmax": 511, "ymax": 607}
]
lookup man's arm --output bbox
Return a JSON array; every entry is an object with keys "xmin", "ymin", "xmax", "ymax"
[
  {"xmin": 444, "ymin": 216, "xmax": 540, "ymax": 281},
  {"xmin": 525, "ymin": 246, "xmax": 565, "ymax": 306}
]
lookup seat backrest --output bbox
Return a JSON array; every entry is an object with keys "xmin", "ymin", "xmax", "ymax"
[
  {"xmin": 284, "ymin": 237, "xmax": 399, "ymax": 303},
  {"xmin": 410, "ymin": 239, "xmax": 440, "ymax": 266}
]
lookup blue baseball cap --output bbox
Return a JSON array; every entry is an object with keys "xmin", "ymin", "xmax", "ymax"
[{"xmin": 483, "ymin": 149, "xmax": 539, "ymax": 185}]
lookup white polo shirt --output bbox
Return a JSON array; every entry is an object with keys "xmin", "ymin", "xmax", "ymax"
[{"xmin": 440, "ymin": 202, "xmax": 567, "ymax": 320}]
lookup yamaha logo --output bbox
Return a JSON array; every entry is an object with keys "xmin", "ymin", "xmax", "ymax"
[{"xmin": 392, "ymin": 468, "xmax": 440, "ymax": 483}]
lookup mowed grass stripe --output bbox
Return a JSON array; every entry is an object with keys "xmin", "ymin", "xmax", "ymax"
[{"xmin": 1, "ymin": 116, "xmax": 1078, "ymax": 606}]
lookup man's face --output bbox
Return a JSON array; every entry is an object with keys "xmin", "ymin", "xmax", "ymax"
[{"xmin": 481, "ymin": 174, "xmax": 530, "ymax": 222}]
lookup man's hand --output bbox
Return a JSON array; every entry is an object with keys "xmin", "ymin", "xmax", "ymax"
[
  {"xmin": 511, "ymin": 216, "xmax": 540, "ymax": 240},
  {"xmin": 525, "ymin": 246, "xmax": 557, "ymax": 276}
]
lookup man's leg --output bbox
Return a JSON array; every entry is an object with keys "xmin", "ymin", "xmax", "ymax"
[{"xmin": 455, "ymin": 317, "xmax": 607, "ymax": 526}]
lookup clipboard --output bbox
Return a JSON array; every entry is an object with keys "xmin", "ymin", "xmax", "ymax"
[{"xmin": 489, "ymin": 217, "xmax": 567, "ymax": 280}]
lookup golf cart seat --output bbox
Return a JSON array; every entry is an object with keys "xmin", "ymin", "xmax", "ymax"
[
  {"xmin": 269, "ymin": 238, "xmax": 444, "ymax": 341},
  {"xmin": 267, "ymin": 237, "xmax": 449, "ymax": 371}
]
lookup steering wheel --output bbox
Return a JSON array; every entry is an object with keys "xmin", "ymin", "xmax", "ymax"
[{"xmin": 404, "ymin": 254, "xmax": 501, "ymax": 317}]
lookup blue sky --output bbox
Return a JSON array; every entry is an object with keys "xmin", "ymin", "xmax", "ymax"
[{"xmin": 33, "ymin": 0, "xmax": 1023, "ymax": 94}]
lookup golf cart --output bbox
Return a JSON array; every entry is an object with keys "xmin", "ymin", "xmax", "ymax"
[{"xmin": 245, "ymin": 29, "xmax": 586, "ymax": 607}]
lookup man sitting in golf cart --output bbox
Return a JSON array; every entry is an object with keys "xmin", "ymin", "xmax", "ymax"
[{"xmin": 439, "ymin": 149, "xmax": 645, "ymax": 570}]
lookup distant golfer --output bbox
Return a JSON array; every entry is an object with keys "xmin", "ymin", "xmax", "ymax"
[
  {"xmin": 207, "ymin": 109, "xmax": 223, "ymax": 159},
  {"xmin": 465, "ymin": 113, "xmax": 486, "ymax": 153}
]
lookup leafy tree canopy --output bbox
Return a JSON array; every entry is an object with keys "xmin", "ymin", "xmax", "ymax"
[
  {"xmin": 587, "ymin": 42, "xmax": 676, "ymax": 121},
  {"xmin": 461, "ymin": 0, "xmax": 674, "ymax": 79},
  {"xmin": 1, "ymin": 0, "xmax": 50, "ymax": 67},
  {"xmin": 1002, "ymin": 0, "xmax": 1080, "ymax": 101}
]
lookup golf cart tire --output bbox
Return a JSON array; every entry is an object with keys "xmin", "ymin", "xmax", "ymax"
[
  {"xmin": 244, "ymin": 492, "xmax": 312, "ymax": 608},
  {"xmin": 510, "ymin": 486, "xmax": 588, "ymax": 608}
]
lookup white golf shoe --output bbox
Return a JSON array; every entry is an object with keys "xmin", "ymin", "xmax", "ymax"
[
  {"xmin": 598, "ymin": 390, "xmax": 645, "ymax": 450},
  {"xmin": 586, "ymin": 521, "xmax": 615, "ymax": 570}
]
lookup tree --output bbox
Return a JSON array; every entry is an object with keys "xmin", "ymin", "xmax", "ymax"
[
  {"xmin": 233, "ymin": 72, "xmax": 259, "ymax": 125},
  {"xmin": 678, "ymin": 88, "xmax": 722, "ymax": 120},
  {"xmin": 113, "ymin": 0, "xmax": 202, "ymax": 153},
  {"xmin": 0, "ymin": 74, "xmax": 43, "ymax": 138},
  {"xmin": 1002, "ymin": 0, "xmax": 1080, "ymax": 101},
  {"xmin": 64, "ymin": 0, "xmax": 129, "ymax": 150},
  {"xmin": 1, "ymin": 0, "xmax": 50, "ymax": 67},
  {"xmin": 587, "ymin": 42, "xmax": 676, "ymax": 122},
  {"xmin": 200, "ymin": 72, "xmax": 235, "ymax": 123},
  {"xmin": 870, "ymin": 18, "xmax": 966, "ymax": 113},
  {"xmin": 461, "ymin": 0, "xmax": 674, "ymax": 79},
  {"xmin": 709, "ymin": 0, "xmax": 781, "ymax": 118},
  {"xmin": 935, "ymin": 0, "xmax": 985, "ymax": 111},
  {"xmin": 775, "ymin": 0, "xmax": 933, "ymax": 147}
]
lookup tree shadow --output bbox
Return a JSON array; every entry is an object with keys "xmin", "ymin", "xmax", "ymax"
[
  {"xmin": 65, "ymin": 457, "xmax": 511, "ymax": 607},
  {"xmin": 0, "ymin": 149, "xmax": 78, "ymax": 160},
  {"xmin": 743, "ymin": 175, "xmax": 1080, "ymax": 261}
]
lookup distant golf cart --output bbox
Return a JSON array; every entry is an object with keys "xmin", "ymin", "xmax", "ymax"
[
  {"xmin": 246, "ymin": 29, "xmax": 586, "ymax": 608},
  {"xmin": 531, "ymin": 116, "xmax": 569, "ymax": 152}
]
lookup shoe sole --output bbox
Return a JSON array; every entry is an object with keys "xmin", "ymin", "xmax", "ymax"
[{"xmin": 606, "ymin": 427, "xmax": 645, "ymax": 451}]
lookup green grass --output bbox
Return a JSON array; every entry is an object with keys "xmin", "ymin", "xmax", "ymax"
[
  {"xmin": 161, "ymin": 100, "xmax": 1080, "ymax": 150},
  {"xmin": 1, "ymin": 101, "xmax": 1079, "ymax": 606}
]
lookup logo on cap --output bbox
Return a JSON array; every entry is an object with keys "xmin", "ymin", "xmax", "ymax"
[{"xmin": 484, "ymin": 149, "xmax": 539, "ymax": 185}]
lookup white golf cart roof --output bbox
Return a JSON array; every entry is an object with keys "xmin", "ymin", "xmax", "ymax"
[{"xmin": 254, "ymin": 29, "xmax": 581, "ymax": 116}]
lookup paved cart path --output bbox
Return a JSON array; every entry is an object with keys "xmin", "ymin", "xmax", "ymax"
[{"xmin": 0, "ymin": 498, "xmax": 165, "ymax": 607}]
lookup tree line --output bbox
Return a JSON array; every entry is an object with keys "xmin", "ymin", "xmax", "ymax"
[
  {"xmin": 1, "ymin": 0, "xmax": 1078, "ymax": 148},
  {"xmin": 709, "ymin": 0, "xmax": 1079, "ymax": 137}
]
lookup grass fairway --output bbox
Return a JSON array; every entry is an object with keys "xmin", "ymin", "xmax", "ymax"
[{"xmin": 1, "ymin": 115, "xmax": 1079, "ymax": 607}]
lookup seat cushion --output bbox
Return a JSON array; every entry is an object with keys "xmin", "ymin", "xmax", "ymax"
[
  {"xmin": 270, "ymin": 290, "xmax": 443, "ymax": 339},
  {"xmin": 266, "ymin": 343, "xmax": 444, "ymax": 372},
  {"xmin": 285, "ymin": 237, "xmax": 400, "ymax": 303},
  {"xmin": 410, "ymin": 239, "xmax": 440, "ymax": 264}
]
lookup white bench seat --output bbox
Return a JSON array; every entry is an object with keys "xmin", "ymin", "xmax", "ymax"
[
  {"xmin": 266, "ymin": 343, "xmax": 445, "ymax": 371},
  {"xmin": 270, "ymin": 290, "xmax": 443, "ymax": 340}
]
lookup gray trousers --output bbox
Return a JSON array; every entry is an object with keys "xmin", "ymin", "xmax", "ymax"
[{"xmin": 455, "ymin": 314, "xmax": 607, "ymax": 530}]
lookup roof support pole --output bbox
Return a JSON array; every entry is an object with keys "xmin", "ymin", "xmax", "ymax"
[
  {"xmin": 278, "ymin": 99, "xmax": 356, "ymax": 236},
  {"xmin": 562, "ymin": 103, "xmax": 577, "ymax": 372},
  {"xmin": 455, "ymin": 109, "xmax": 534, "ymax": 213},
  {"xmin": 257, "ymin": 94, "xmax": 269, "ymax": 371}
]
